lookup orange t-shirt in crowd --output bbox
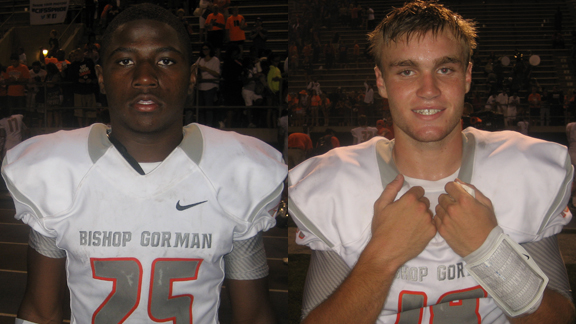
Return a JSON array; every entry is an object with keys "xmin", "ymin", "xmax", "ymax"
[
  {"xmin": 288, "ymin": 133, "xmax": 313, "ymax": 151},
  {"xmin": 206, "ymin": 12, "xmax": 225, "ymax": 31},
  {"xmin": 6, "ymin": 64, "xmax": 30, "ymax": 97},
  {"xmin": 45, "ymin": 57, "xmax": 71, "ymax": 72},
  {"xmin": 226, "ymin": 14, "xmax": 246, "ymax": 41},
  {"xmin": 310, "ymin": 95, "xmax": 321, "ymax": 107}
]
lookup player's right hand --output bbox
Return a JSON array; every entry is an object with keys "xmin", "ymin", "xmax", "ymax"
[{"xmin": 368, "ymin": 174, "xmax": 437, "ymax": 270}]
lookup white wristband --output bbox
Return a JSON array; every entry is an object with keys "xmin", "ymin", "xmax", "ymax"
[
  {"xmin": 15, "ymin": 319, "xmax": 39, "ymax": 324},
  {"xmin": 464, "ymin": 226, "xmax": 548, "ymax": 317}
]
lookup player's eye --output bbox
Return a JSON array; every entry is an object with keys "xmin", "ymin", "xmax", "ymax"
[
  {"xmin": 117, "ymin": 58, "xmax": 134, "ymax": 66},
  {"xmin": 438, "ymin": 67, "xmax": 454, "ymax": 74},
  {"xmin": 400, "ymin": 70, "xmax": 414, "ymax": 77},
  {"xmin": 158, "ymin": 58, "xmax": 176, "ymax": 66}
]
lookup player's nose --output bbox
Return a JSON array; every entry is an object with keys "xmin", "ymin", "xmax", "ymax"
[{"xmin": 132, "ymin": 62, "xmax": 158, "ymax": 88}]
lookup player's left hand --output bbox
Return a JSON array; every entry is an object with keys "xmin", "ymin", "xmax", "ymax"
[{"xmin": 435, "ymin": 179, "xmax": 498, "ymax": 257}]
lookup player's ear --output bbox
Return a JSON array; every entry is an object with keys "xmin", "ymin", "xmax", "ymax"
[
  {"xmin": 465, "ymin": 61, "xmax": 473, "ymax": 94},
  {"xmin": 188, "ymin": 64, "xmax": 197, "ymax": 95},
  {"xmin": 374, "ymin": 66, "xmax": 388, "ymax": 98},
  {"xmin": 95, "ymin": 65, "xmax": 106, "ymax": 94}
]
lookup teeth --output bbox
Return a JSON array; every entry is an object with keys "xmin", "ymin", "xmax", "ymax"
[
  {"xmin": 414, "ymin": 109, "xmax": 441, "ymax": 115},
  {"xmin": 138, "ymin": 100, "xmax": 154, "ymax": 105}
]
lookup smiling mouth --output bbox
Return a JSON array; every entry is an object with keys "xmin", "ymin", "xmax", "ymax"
[{"xmin": 414, "ymin": 109, "xmax": 442, "ymax": 115}]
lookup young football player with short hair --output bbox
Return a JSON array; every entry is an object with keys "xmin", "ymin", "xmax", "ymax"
[
  {"xmin": 289, "ymin": 1, "xmax": 575, "ymax": 323},
  {"xmin": 4, "ymin": 4, "xmax": 286, "ymax": 324}
]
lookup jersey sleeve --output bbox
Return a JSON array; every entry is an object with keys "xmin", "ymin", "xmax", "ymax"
[
  {"xmin": 1, "ymin": 126, "xmax": 100, "ymax": 238},
  {"xmin": 465, "ymin": 128, "xmax": 573, "ymax": 242},
  {"xmin": 288, "ymin": 138, "xmax": 384, "ymax": 261},
  {"xmin": 193, "ymin": 125, "xmax": 287, "ymax": 241},
  {"xmin": 223, "ymin": 232, "xmax": 269, "ymax": 280}
]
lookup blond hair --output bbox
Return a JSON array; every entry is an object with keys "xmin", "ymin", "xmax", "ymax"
[{"xmin": 368, "ymin": 0, "xmax": 477, "ymax": 69}]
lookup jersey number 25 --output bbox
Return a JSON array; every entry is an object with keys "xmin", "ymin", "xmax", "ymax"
[{"xmin": 91, "ymin": 257, "xmax": 203, "ymax": 324}]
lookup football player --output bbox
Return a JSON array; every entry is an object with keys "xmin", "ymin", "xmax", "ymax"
[
  {"xmin": 4, "ymin": 4, "xmax": 286, "ymax": 324},
  {"xmin": 289, "ymin": 1, "xmax": 575, "ymax": 323}
]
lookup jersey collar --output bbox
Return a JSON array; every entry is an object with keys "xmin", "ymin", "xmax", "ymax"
[{"xmin": 376, "ymin": 131, "xmax": 476, "ymax": 189}]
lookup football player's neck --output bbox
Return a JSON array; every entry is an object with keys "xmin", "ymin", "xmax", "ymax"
[
  {"xmin": 110, "ymin": 124, "xmax": 184, "ymax": 163},
  {"xmin": 393, "ymin": 129, "xmax": 463, "ymax": 181}
]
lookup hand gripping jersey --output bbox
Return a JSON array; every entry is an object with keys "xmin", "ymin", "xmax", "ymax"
[
  {"xmin": 2, "ymin": 123, "xmax": 287, "ymax": 324},
  {"xmin": 288, "ymin": 127, "xmax": 573, "ymax": 324}
]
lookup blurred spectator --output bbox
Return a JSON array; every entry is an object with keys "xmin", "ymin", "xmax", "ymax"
[
  {"xmin": 195, "ymin": 43, "xmax": 221, "ymax": 127},
  {"xmin": 307, "ymin": 79, "xmax": 322, "ymax": 95},
  {"xmin": 312, "ymin": 128, "xmax": 340, "ymax": 157},
  {"xmin": 205, "ymin": 6, "xmax": 225, "ymax": 58},
  {"xmin": 320, "ymin": 93, "xmax": 331, "ymax": 126},
  {"xmin": 289, "ymin": 42, "xmax": 299, "ymax": 71},
  {"xmin": 241, "ymin": 56, "xmax": 264, "ymax": 127},
  {"xmin": 48, "ymin": 29, "xmax": 59, "ymax": 58},
  {"xmin": 69, "ymin": 49, "xmax": 98, "ymax": 127},
  {"xmin": 309, "ymin": 89, "xmax": 321, "ymax": 127},
  {"xmin": 43, "ymin": 63, "xmax": 63, "ymax": 127},
  {"xmin": 367, "ymin": 7, "xmax": 375, "ymax": 30},
  {"xmin": 100, "ymin": 3, "xmax": 120, "ymax": 30},
  {"xmin": 250, "ymin": 17, "xmax": 268, "ymax": 57},
  {"xmin": 196, "ymin": 0, "xmax": 212, "ymax": 42},
  {"xmin": 44, "ymin": 49, "xmax": 69, "ymax": 73},
  {"xmin": 226, "ymin": 6, "xmax": 247, "ymax": 56},
  {"xmin": 5, "ymin": 53, "xmax": 30, "ymax": 115},
  {"xmin": 364, "ymin": 79, "xmax": 374, "ymax": 117},
  {"xmin": 27, "ymin": 61, "xmax": 47, "ymax": 109},
  {"xmin": 18, "ymin": 47, "xmax": 27, "ymax": 66},
  {"xmin": 496, "ymin": 88, "xmax": 508, "ymax": 115},
  {"xmin": 177, "ymin": 8, "xmax": 194, "ymax": 40},
  {"xmin": 287, "ymin": 130, "xmax": 313, "ymax": 169},
  {"xmin": 83, "ymin": 33, "xmax": 101, "ymax": 64},
  {"xmin": 485, "ymin": 91, "xmax": 497, "ymax": 112},
  {"xmin": 214, "ymin": 0, "xmax": 230, "ymax": 19},
  {"xmin": 267, "ymin": 54, "xmax": 282, "ymax": 106},
  {"xmin": 528, "ymin": 86, "xmax": 542, "ymax": 124},
  {"xmin": 507, "ymin": 92, "xmax": 521, "ymax": 126},
  {"xmin": 351, "ymin": 114, "xmax": 377, "ymax": 144}
]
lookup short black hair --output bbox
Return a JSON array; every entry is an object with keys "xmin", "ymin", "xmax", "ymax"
[
  {"xmin": 100, "ymin": 3, "xmax": 192, "ymax": 64},
  {"xmin": 9, "ymin": 53, "xmax": 19, "ymax": 61}
]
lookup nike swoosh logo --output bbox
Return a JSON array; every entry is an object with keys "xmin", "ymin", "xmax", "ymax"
[{"xmin": 176, "ymin": 200, "xmax": 207, "ymax": 211}]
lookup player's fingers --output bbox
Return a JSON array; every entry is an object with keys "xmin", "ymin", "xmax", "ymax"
[
  {"xmin": 437, "ymin": 193, "xmax": 455, "ymax": 209},
  {"xmin": 461, "ymin": 182, "xmax": 494, "ymax": 209},
  {"xmin": 375, "ymin": 174, "xmax": 404, "ymax": 209},
  {"xmin": 419, "ymin": 195, "xmax": 431, "ymax": 211}
]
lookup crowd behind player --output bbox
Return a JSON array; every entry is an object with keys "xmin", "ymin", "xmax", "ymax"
[{"xmin": 0, "ymin": 0, "xmax": 287, "ymax": 129}]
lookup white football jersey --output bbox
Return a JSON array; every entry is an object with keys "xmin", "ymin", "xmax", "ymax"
[
  {"xmin": 351, "ymin": 126, "xmax": 378, "ymax": 144},
  {"xmin": 3, "ymin": 123, "xmax": 287, "ymax": 324},
  {"xmin": 0, "ymin": 114, "xmax": 25, "ymax": 152},
  {"xmin": 289, "ymin": 127, "xmax": 573, "ymax": 324}
]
